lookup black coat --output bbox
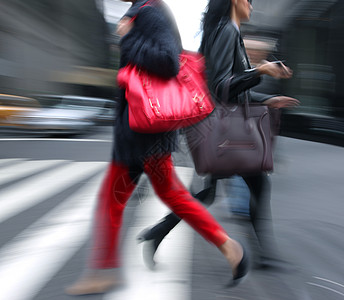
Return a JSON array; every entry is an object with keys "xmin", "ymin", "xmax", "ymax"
[
  {"xmin": 112, "ymin": 0, "xmax": 183, "ymax": 168},
  {"xmin": 200, "ymin": 17, "xmax": 274, "ymax": 104}
]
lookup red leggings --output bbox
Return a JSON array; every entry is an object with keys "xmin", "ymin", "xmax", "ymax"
[{"xmin": 89, "ymin": 155, "xmax": 228, "ymax": 269}]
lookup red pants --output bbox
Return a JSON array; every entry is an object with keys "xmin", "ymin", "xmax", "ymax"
[{"xmin": 89, "ymin": 155, "xmax": 228, "ymax": 269}]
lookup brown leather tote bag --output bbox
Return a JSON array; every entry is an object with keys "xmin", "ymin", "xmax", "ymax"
[{"xmin": 185, "ymin": 93, "xmax": 273, "ymax": 178}]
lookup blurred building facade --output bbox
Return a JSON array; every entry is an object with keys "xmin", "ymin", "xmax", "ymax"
[
  {"xmin": 0, "ymin": 0, "xmax": 116, "ymax": 97},
  {"xmin": 242, "ymin": 0, "xmax": 344, "ymax": 145},
  {"xmin": 0, "ymin": 0, "xmax": 343, "ymax": 144}
]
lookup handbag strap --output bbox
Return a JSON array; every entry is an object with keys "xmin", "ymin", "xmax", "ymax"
[
  {"xmin": 217, "ymin": 76, "xmax": 251, "ymax": 120},
  {"xmin": 141, "ymin": 52, "xmax": 209, "ymax": 116},
  {"xmin": 127, "ymin": 0, "xmax": 163, "ymax": 116},
  {"xmin": 244, "ymin": 91, "xmax": 250, "ymax": 119},
  {"xmin": 141, "ymin": 77, "xmax": 162, "ymax": 117}
]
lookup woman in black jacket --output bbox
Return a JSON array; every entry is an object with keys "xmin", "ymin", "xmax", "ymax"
[
  {"xmin": 65, "ymin": 0, "xmax": 249, "ymax": 295},
  {"xmin": 138, "ymin": 0, "xmax": 299, "ymax": 270}
]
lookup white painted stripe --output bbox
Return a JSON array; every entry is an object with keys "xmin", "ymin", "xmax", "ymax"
[
  {"xmin": 0, "ymin": 138, "xmax": 111, "ymax": 142},
  {"xmin": 0, "ymin": 160, "xmax": 67, "ymax": 185},
  {"xmin": 0, "ymin": 161, "xmax": 107, "ymax": 223},
  {"xmin": 313, "ymin": 276, "xmax": 344, "ymax": 289},
  {"xmin": 0, "ymin": 172, "xmax": 105, "ymax": 300},
  {"xmin": 307, "ymin": 282, "xmax": 344, "ymax": 297},
  {"xmin": 105, "ymin": 167, "xmax": 195, "ymax": 300}
]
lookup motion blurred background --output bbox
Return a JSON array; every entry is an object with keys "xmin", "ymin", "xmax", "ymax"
[{"xmin": 0, "ymin": 0, "xmax": 343, "ymax": 144}]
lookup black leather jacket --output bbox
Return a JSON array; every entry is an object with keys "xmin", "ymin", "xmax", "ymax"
[{"xmin": 201, "ymin": 17, "xmax": 273, "ymax": 104}]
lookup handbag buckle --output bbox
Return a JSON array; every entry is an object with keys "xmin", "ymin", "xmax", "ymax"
[
  {"xmin": 149, "ymin": 98, "xmax": 161, "ymax": 115},
  {"xmin": 193, "ymin": 93, "xmax": 205, "ymax": 109}
]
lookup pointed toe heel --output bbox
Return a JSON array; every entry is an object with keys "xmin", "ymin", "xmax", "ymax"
[
  {"xmin": 228, "ymin": 247, "xmax": 249, "ymax": 287},
  {"xmin": 137, "ymin": 228, "xmax": 163, "ymax": 269}
]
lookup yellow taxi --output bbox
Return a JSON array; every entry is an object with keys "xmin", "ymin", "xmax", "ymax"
[{"xmin": 0, "ymin": 94, "xmax": 40, "ymax": 127}]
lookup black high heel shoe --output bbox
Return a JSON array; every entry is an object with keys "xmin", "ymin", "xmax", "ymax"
[
  {"xmin": 137, "ymin": 228, "xmax": 164, "ymax": 270},
  {"xmin": 228, "ymin": 247, "xmax": 249, "ymax": 287}
]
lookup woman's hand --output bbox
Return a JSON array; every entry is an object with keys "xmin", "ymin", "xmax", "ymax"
[
  {"xmin": 116, "ymin": 17, "xmax": 133, "ymax": 37},
  {"xmin": 257, "ymin": 61, "xmax": 293, "ymax": 79},
  {"xmin": 263, "ymin": 96, "xmax": 300, "ymax": 109}
]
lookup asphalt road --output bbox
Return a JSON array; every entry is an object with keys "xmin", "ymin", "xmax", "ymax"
[
  {"xmin": 0, "ymin": 127, "xmax": 343, "ymax": 300},
  {"xmin": 0, "ymin": 126, "xmax": 114, "ymax": 161},
  {"xmin": 190, "ymin": 136, "xmax": 344, "ymax": 300}
]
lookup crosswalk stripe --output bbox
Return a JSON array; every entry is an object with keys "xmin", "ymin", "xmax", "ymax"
[
  {"xmin": 0, "ymin": 159, "xmax": 67, "ymax": 185},
  {"xmin": 0, "ymin": 172, "xmax": 105, "ymax": 300},
  {"xmin": 0, "ymin": 161, "xmax": 107, "ymax": 223},
  {"xmin": 105, "ymin": 166, "xmax": 195, "ymax": 300},
  {"xmin": 0, "ymin": 160, "xmax": 197, "ymax": 300}
]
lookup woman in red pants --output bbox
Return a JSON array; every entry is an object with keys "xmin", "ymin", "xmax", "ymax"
[{"xmin": 65, "ymin": 0, "xmax": 248, "ymax": 295}]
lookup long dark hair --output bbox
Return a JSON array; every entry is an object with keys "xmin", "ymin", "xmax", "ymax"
[{"xmin": 199, "ymin": 0, "xmax": 231, "ymax": 53}]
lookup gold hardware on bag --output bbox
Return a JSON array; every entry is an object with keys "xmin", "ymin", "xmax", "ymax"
[
  {"xmin": 192, "ymin": 93, "xmax": 205, "ymax": 102},
  {"xmin": 149, "ymin": 98, "xmax": 161, "ymax": 115},
  {"xmin": 155, "ymin": 98, "xmax": 161, "ymax": 107},
  {"xmin": 192, "ymin": 93, "xmax": 206, "ymax": 110}
]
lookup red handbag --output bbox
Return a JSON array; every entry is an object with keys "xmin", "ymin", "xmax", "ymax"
[{"xmin": 117, "ymin": 50, "xmax": 215, "ymax": 133}]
